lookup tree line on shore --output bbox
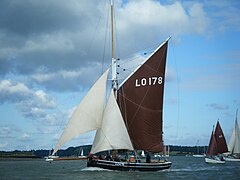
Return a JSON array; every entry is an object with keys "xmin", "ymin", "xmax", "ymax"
[{"xmin": 0, "ymin": 145, "xmax": 208, "ymax": 158}]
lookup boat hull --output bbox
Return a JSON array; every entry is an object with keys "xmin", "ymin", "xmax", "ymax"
[
  {"xmin": 193, "ymin": 154, "xmax": 205, "ymax": 158},
  {"xmin": 224, "ymin": 157, "xmax": 240, "ymax": 162},
  {"xmin": 45, "ymin": 156, "xmax": 87, "ymax": 162},
  {"xmin": 87, "ymin": 159, "xmax": 172, "ymax": 171},
  {"xmin": 205, "ymin": 157, "xmax": 225, "ymax": 164}
]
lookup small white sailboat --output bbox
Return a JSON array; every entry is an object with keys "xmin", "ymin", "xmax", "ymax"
[
  {"xmin": 224, "ymin": 109, "xmax": 240, "ymax": 162},
  {"xmin": 77, "ymin": 148, "xmax": 87, "ymax": 159},
  {"xmin": 205, "ymin": 121, "xmax": 228, "ymax": 164},
  {"xmin": 44, "ymin": 149, "xmax": 59, "ymax": 161},
  {"xmin": 193, "ymin": 140, "xmax": 205, "ymax": 157}
]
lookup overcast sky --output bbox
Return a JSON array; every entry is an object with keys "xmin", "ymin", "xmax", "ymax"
[{"xmin": 0, "ymin": 0, "xmax": 240, "ymax": 151}]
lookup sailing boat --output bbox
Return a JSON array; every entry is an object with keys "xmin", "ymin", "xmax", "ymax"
[
  {"xmin": 193, "ymin": 140, "xmax": 205, "ymax": 157},
  {"xmin": 224, "ymin": 109, "xmax": 240, "ymax": 161},
  {"xmin": 78, "ymin": 148, "xmax": 87, "ymax": 159},
  {"xmin": 205, "ymin": 121, "xmax": 228, "ymax": 164},
  {"xmin": 51, "ymin": 0, "xmax": 171, "ymax": 171}
]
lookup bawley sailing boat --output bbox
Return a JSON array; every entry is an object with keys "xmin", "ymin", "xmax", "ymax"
[
  {"xmin": 51, "ymin": 0, "xmax": 172, "ymax": 171},
  {"xmin": 205, "ymin": 121, "xmax": 228, "ymax": 164},
  {"xmin": 224, "ymin": 109, "xmax": 240, "ymax": 162}
]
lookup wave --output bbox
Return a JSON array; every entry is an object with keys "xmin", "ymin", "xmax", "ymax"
[{"xmin": 81, "ymin": 167, "xmax": 113, "ymax": 171}]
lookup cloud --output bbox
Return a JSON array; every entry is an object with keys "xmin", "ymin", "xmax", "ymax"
[
  {"xmin": 0, "ymin": 0, "xmax": 96, "ymax": 35},
  {"xmin": 0, "ymin": 80, "xmax": 56, "ymax": 120},
  {"xmin": 203, "ymin": 0, "xmax": 240, "ymax": 33},
  {"xmin": 116, "ymin": 1, "xmax": 209, "ymax": 55},
  {"xmin": 19, "ymin": 133, "xmax": 31, "ymax": 141},
  {"xmin": 0, "ymin": 142, "xmax": 8, "ymax": 148},
  {"xmin": 0, "ymin": 80, "xmax": 56, "ymax": 107},
  {"xmin": 0, "ymin": 126, "xmax": 12, "ymax": 138},
  {"xmin": 181, "ymin": 61, "xmax": 240, "ymax": 91},
  {"xmin": 30, "ymin": 63, "xmax": 104, "ymax": 92},
  {"xmin": 206, "ymin": 103, "xmax": 229, "ymax": 110},
  {"xmin": 0, "ymin": 0, "xmax": 209, "ymax": 86}
]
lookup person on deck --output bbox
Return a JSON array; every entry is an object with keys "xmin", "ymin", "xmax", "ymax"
[
  {"xmin": 146, "ymin": 153, "xmax": 151, "ymax": 163},
  {"xmin": 106, "ymin": 153, "xmax": 112, "ymax": 161}
]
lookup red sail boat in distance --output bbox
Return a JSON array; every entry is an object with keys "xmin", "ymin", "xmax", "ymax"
[{"xmin": 205, "ymin": 121, "xmax": 228, "ymax": 164}]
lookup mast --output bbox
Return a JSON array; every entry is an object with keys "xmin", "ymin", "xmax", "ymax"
[
  {"xmin": 110, "ymin": 0, "xmax": 118, "ymax": 94},
  {"xmin": 236, "ymin": 109, "xmax": 238, "ymax": 121}
]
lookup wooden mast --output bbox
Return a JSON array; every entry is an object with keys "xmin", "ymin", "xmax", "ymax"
[
  {"xmin": 111, "ymin": 0, "xmax": 114, "ymax": 59},
  {"xmin": 110, "ymin": 0, "xmax": 118, "ymax": 95}
]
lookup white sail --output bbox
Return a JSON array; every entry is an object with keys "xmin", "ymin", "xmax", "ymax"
[
  {"xmin": 228, "ymin": 117, "xmax": 240, "ymax": 154},
  {"xmin": 90, "ymin": 90, "xmax": 134, "ymax": 154},
  {"xmin": 52, "ymin": 69, "xmax": 109, "ymax": 155}
]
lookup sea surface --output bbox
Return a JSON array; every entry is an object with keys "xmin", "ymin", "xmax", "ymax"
[{"xmin": 0, "ymin": 156, "xmax": 239, "ymax": 180}]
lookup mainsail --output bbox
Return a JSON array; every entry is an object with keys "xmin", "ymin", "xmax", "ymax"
[
  {"xmin": 214, "ymin": 121, "xmax": 228, "ymax": 154},
  {"xmin": 228, "ymin": 110, "xmax": 240, "ymax": 154},
  {"xmin": 52, "ymin": 69, "xmax": 109, "ymax": 155},
  {"xmin": 117, "ymin": 39, "xmax": 169, "ymax": 152}
]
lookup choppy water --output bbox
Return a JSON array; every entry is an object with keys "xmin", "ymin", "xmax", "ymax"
[{"xmin": 0, "ymin": 156, "xmax": 239, "ymax": 179}]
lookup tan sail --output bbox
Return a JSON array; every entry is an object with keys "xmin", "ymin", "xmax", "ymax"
[
  {"xmin": 91, "ymin": 90, "xmax": 133, "ymax": 154},
  {"xmin": 52, "ymin": 69, "xmax": 109, "ymax": 155}
]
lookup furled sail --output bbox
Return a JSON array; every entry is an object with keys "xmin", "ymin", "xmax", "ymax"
[
  {"xmin": 214, "ymin": 121, "xmax": 228, "ymax": 154},
  {"xmin": 206, "ymin": 131, "xmax": 218, "ymax": 156},
  {"xmin": 52, "ymin": 69, "xmax": 109, "ymax": 155},
  {"xmin": 117, "ymin": 39, "xmax": 169, "ymax": 152},
  {"xmin": 91, "ymin": 90, "xmax": 134, "ymax": 154},
  {"xmin": 228, "ymin": 112, "xmax": 240, "ymax": 154}
]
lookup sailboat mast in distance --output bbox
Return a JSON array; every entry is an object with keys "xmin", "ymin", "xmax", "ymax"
[{"xmin": 228, "ymin": 109, "xmax": 240, "ymax": 154}]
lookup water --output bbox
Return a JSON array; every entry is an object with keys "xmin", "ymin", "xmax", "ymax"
[{"xmin": 0, "ymin": 156, "xmax": 239, "ymax": 180}]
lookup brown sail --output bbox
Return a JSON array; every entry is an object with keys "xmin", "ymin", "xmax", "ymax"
[
  {"xmin": 214, "ymin": 121, "xmax": 228, "ymax": 154},
  {"xmin": 117, "ymin": 40, "xmax": 169, "ymax": 152},
  {"xmin": 206, "ymin": 131, "xmax": 218, "ymax": 156}
]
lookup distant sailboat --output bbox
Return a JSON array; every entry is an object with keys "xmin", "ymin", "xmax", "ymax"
[
  {"xmin": 45, "ymin": 147, "xmax": 87, "ymax": 161},
  {"xmin": 51, "ymin": 0, "xmax": 172, "ymax": 171},
  {"xmin": 225, "ymin": 110, "xmax": 240, "ymax": 162},
  {"xmin": 193, "ymin": 140, "xmax": 205, "ymax": 157},
  {"xmin": 78, "ymin": 148, "xmax": 87, "ymax": 158},
  {"xmin": 205, "ymin": 121, "xmax": 228, "ymax": 164}
]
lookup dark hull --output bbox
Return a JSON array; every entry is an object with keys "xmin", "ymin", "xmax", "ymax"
[{"xmin": 87, "ymin": 159, "xmax": 172, "ymax": 171}]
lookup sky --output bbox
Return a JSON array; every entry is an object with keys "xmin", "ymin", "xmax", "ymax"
[{"xmin": 0, "ymin": 0, "xmax": 240, "ymax": 151}]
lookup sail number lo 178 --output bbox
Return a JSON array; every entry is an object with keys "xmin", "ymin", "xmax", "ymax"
[{"xmin": 135, "ymin": 77, "xmax": 163, "ymax": 87}]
